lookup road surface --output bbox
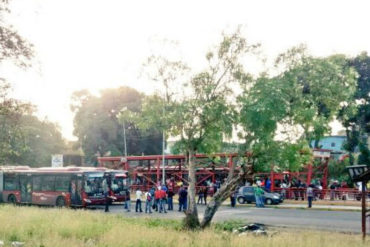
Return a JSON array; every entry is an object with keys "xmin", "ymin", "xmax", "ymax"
[{"xmin": 93, "ymin": 204, "xmax": 362, "ymax": 233}]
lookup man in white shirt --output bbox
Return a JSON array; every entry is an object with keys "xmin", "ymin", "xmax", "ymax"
[
  {"xmin": 144, "ymin": 191, "xmax": 153, "ymax": 213},
  {"xmin": 135, "ymin": 189, "xmax": 143, "ymax": 213}
]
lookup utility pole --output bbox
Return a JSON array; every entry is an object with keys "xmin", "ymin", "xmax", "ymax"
[
  {"xmin": 162, "ymin": 105, "xmax": 165, "ymax": 185},
  {"xmin": 123, "ymin": 121, "xmax": 127, "ymax": 157}
]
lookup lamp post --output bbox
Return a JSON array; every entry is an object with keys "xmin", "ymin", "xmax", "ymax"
[
  {"xmin": 118, "ymin": 107, "xmax": 128, "ymax": 158},
  {"xmin": 347, "ymin": 165, "xmax": 368, "ymax": 240},
  {"xmin": 122, "ymin": 120, "xmax": 127, "ymax": 157},
  {"xmin": 162, "ymin": 102, "xmax": 166, "ymax": 186}
]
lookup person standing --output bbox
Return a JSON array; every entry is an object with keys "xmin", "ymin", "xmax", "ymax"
[
  {"xmin": 307, "ymin": 184, "xmax": 314, "ymax": 208},
  {"xmin": 178, "ymin": 186, "xmax": 188, "ymax": 211},
  {"xmin": 183, "ymin": 187, "xmax": 188, "ymax": 211},
  {"xmin": 167, "ymin": 189, "xmax": 174, "ymax": 211},
  {"xmin": 178, "ymin": 186, "xmax": 184, "ymax": 211},
  {"xmin": 197, "ymin": 187, "xmax": 204, "ymax": 205},
  {"xmin": 135, "ymin": 188, "xmax": 143, "ymax": 213},
  {"xmin": 125, "ymin": 189, "xmax": 131, "ymax": 212},
  {"xmin": 204, "ymin": 186, "xmax": 208, "ymax": 205},
  {"xmin": 149, "ymin": 186, "xmax": 155, "ymax": 209},
  {"xmin": 213, "ymin": 182, "xmax": 218, "ymax": 194},
  {"xmin": 230, "ymin": 190, "xmax": 236, "ymax": 207},
  {"xmin": 159, "ymin": 187, "xmax": 167, "ymax": 213},
  {"xmin": 254, "ymin": 186, "xmax": 264, "ymax": 208},
  {"xmin": 264, "ymin": 177, "xmax": 271, "ymax": 193},
  {"xmin": 103, "ymin": 174, "xmax": 111, "ymax": 213},
  {"xmin": 154, "ymin": 187, "xmax": 161, "ymax": 212},
  {"xmin": 280, "ymin": 180, "xmax": 287, "ymax": 199},
  {"xmin": 161, "ymin": 184, "xmax": 168, "ymax": 193},
  {"xmin": 145, "ymin": 190, "xmax": 152, "ymax": 214}
]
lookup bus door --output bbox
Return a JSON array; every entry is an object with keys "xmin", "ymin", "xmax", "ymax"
[
  {"xmin": 70, "ymin": 174, "xmax": 83, "ymax": 206},
  {"xmin": 19, "ymin": 174, "xmax": 32, "ymax": 203}
]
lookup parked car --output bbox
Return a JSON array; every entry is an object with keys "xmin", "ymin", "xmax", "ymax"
[{"xmin": 236, "ymin": 186, "xmax": 283, "ymax": 205}]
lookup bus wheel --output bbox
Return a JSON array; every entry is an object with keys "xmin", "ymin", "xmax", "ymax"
[
  {"xmin": 8, "ymin": 194, "xmax": 17, "ymax": 204},
  {"xmin": 56, "ymin": 197, "xmax": 66, "ymax": 207}
]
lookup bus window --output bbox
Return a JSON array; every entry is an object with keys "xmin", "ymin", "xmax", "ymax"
[
  {"xmin": 112, "ymin": 176, "xmax": 126, "ymax": 194},
  {"xmin": 41, "ymin": 176, "xmax": 55, "ymax": 191},
  {"xmin": 55, "ymin": 176, "xmax": 70, "ymax": 192},
  {"xmin": 4, "ymin": 174, "xmax": 18, "ymax": 191},
  {"xmin": 84, "ymin": 173, "xmax": 104, "ymax": 196},
  {"xmin": 32, "ymin": 176, "xmax": 42, "ymax": 191}
]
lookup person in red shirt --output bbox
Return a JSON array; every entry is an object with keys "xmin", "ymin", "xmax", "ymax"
[
  {"xmin": 154, "ymin": 188, "xmax": 161, "ymax": 212},
  {"xmin": 159, "ymin": 187, "xmax": 167, "ymax": 213}
]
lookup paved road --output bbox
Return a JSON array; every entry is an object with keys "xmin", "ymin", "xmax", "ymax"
[{"xmin": 94, "ymin": 204, "xmax": 362, "ymax": 233}]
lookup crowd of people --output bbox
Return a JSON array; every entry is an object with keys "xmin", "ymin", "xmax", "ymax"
[
  {"xmin": 104, "ymin": 184, "xmax": 189, "ymax": 213},
  {"xmin": 103, "ymin": 175, "xmax": 368, "ymax": 213}
]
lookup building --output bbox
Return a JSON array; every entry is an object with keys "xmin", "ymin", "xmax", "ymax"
[{"xmin": 311, "ymin": 136, "xmax": 347, "ymax": 160}]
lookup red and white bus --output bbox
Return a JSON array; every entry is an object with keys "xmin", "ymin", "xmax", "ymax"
[
  {"xmin": 0, "ymin": 166, "xmax": 31, "ymax": 203},
  {"xmin": 0, "ymin": 166, "xmax": 129, "ymax": 207}
]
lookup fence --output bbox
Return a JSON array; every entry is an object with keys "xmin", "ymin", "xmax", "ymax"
[{"xmin": 273, "ymin": 187, "xmax": 370, "ymax": 201}]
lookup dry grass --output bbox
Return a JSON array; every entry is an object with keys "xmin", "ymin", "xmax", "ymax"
[{"xmin": 0, "ymin": 205, "xmax": 368, "ymax": 247}]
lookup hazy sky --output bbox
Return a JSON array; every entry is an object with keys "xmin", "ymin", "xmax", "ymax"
[{"xmin": 2, "ymin": 0, "xmax": 370, "ymax": 140}]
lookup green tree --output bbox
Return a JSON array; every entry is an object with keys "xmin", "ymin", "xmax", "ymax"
[
  {"xmin": 13, "ymin": 115, "xmax": 66, "ymax": 166},
  {"xmin": 0, "ymin": 0, "xmax": 33, "ymax": 67},
  {"xmin": 239, "ymin": 47, "xmax": 357, "ymax": 173},
  {"xmin": 130, "ymin": 29, "xmax": 258, "ymax": 229},
  {"xmin": 339, "ymin": 52, "xmax": 370, "ymax": 166},
  {"xmin": 0, "ymin": 0, "xmax": 34, "ymax": 164},
  {"xmin": 71, "ymin": 87, "xmax": 162, "ymax": 165},
  {"xmin": 0, "ymin": 81, "xmax": 34, "ymax": 164},
  {"xmin": 133, "ymin": 36, "xmax": 356, "ymax": 230},
  {"xmin": 0, "ymin": 82, "xmax": 66, "ymax": 165}
]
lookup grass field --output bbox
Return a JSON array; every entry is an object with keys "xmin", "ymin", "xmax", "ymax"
[{"xmin": 0, "ymin": 205, "xmax": 368, "ymax": 247}]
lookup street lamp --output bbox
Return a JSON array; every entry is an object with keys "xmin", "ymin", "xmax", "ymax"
[
  {"xmin": 162, "ymin": 107, "xmax": 166, "ymax": 186},
  {"xmin": 117, "ymin": 107, "xmax": 128, "ymax": 158}
]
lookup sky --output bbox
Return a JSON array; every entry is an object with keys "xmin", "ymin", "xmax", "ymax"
[{"xmin": 2, "ymin": 0, "xmax": 370, "ymax": 140}]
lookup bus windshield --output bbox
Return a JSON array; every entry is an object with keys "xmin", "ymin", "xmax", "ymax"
[
  {"xmin": 111, "ymin": 174, "xmax": 127, "ymax": 194},
  {"xmin": 84, "ymin": 173, "xmax": 104, "ymax": 197}
]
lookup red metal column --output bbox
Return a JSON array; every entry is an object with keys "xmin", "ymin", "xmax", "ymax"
[
  {"xmin": 228, "ymin": 155, "xmax": 233, "ymax": 168},
  {"xmin": 156, "ymin": 158, "xmax": 160, "ymax": 185},
  {"xmin": 323, "ymin": 158, "xmax": 329, "ymax": 189},
  {"xmin": 306, "ymin": 163, "xmax": 313, "ymax": 185},
  {"xmin": 133, "ymin": 170, "xmax": 137, "ymax": 186}
]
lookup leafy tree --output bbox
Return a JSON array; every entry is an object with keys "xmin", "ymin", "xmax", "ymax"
[
  {"xmin": 239, "ymin": 47, "xmax": 357, "ymax": 173},
  {"xmin": 328, "ymin": 158, "xmax": 351, "ymax": 186},
  {"xmin": 71, "ymin": 87, "xmax": 162, "ymax": 165},
  {"xmin": 0, "ymin": 0, "xmax": 34, "ymax": 163},
  {"xmin": 131, "ymin": 35, "xmax": 356, "ymax": 230},
  {"xmin": 13, "ymin": 115, "xmax": 66, "ymax": 166},
  {"xmin": 0, "ymin": 81, "xmax": 34, "ymax": 164},
  {"xmin": 0, "ymin": 0, "xmax": 33, "ymax": 67},
  {"xmin": 130, "ymin": 29, "xmax": 258, "ymax": 229},
  {"xmin": 339, "ymin": 52, "xmax": 370, "ymax": 166},
  {"xmin": 0, "ymin": 81, "xmax": 66, "ymax": 165}
]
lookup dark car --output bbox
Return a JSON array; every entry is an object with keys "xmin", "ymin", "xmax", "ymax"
[{"xmin": 236, "ymin": 186, "xmax": 283, "ymax": 205}]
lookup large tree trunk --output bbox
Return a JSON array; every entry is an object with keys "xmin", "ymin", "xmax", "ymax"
[
  {"xmin": 183, "ymin": 149, "xmax": 200, "ymax": 229},
  {"xmin": 200, "ymin": 162, "xmax": 252, "ymax": 229}
]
